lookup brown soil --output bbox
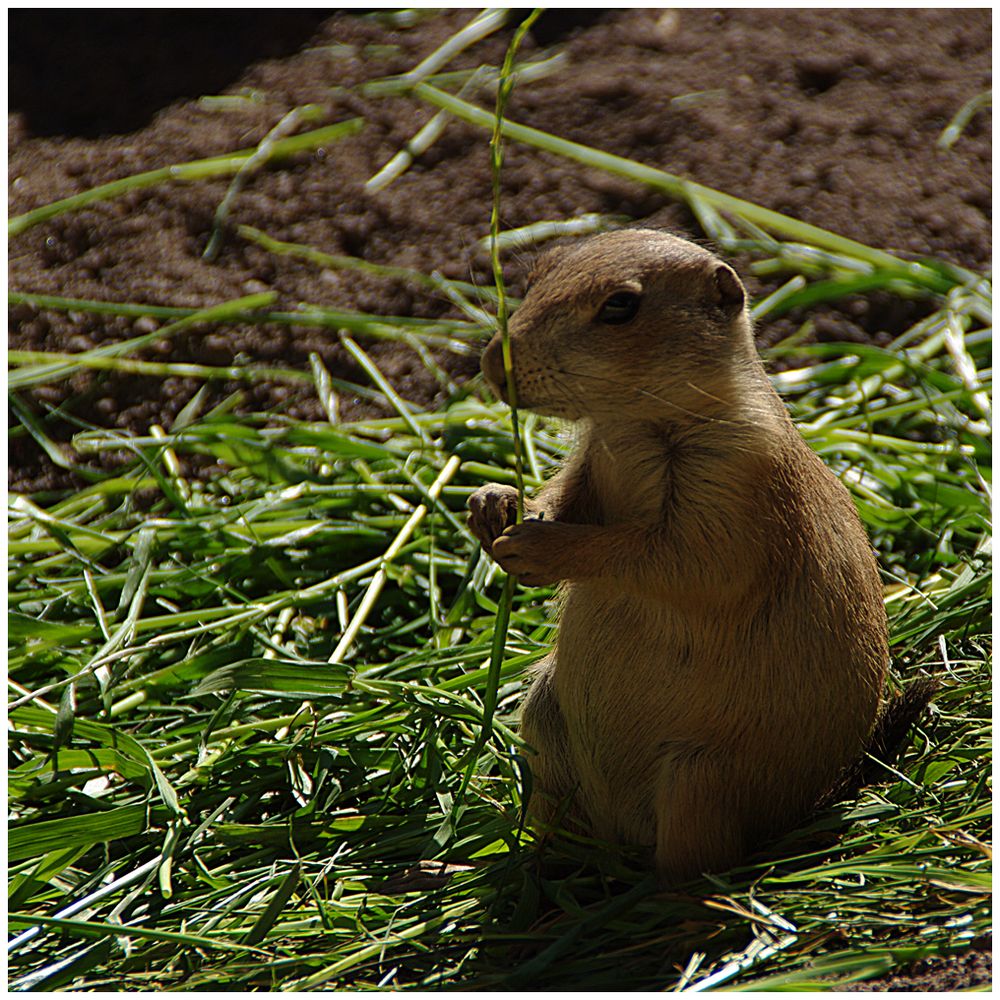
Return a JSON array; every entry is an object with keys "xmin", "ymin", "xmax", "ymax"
[
  {"xmin": 6, "ymin": 11, "xmax": 992, "ymax": 990},
  {"xmin": 846, "ymin": 936, "xmax": 991, "ymax": 992}
]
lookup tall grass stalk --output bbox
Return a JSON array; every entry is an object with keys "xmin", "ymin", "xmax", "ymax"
[{"xmin": 460, "ymin": 9, "xmax": 542, "ymax": 798}]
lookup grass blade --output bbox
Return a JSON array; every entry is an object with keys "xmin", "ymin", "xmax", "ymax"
[{"xmin": 9, "ymin": 119, "xmax": 363, "ymax": 237}]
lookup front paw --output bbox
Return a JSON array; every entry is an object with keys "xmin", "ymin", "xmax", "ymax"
[
  {"xmin": 492, "ymin": 520, "xmax": 563, "ymax": 586},
  {"xmin": 467, "ymin": 483, "xmax": 520, "ymax": 554}
]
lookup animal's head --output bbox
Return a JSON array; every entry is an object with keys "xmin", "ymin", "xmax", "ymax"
[{"xmin": 481, "ymin": 229, "xmax": 756, "ymax": 423}]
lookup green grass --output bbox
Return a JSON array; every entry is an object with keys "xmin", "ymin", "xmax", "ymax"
[{"xmin": 7, "ymin": 13, "xmax": 991, "ymax": 992}]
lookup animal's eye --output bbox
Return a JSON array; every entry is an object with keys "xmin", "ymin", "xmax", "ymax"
[{"xmin": 597, "ymin": 291, "xmax": 641, "ymax": 325}]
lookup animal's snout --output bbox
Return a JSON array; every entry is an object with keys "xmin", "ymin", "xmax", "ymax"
[{"xmin": 481, "ymin": 335, "xmax": 509, "ymax": 398}]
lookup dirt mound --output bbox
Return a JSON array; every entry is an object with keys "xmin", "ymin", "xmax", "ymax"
[
  {"xmin": 847, "ymin": 937, "xmax": 991, "ymax": 992},
  {"xmin": 8, "ymin": 10, "xmax": 992, "ymax": 495}
]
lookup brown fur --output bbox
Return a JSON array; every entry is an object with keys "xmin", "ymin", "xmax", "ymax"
[{"xmin": 467, "ymin": 230, "xmax": 888, "ymax": 884}]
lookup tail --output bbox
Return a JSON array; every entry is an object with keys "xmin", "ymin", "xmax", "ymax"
[{"xmin": 824, "ymin": 677, "xmax": 938, "ymax": 806}]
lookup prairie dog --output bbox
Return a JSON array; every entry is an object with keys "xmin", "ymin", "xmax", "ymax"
[{"xmin": 467, "ymin": 229, "xmax": 888, "ymax": 884}]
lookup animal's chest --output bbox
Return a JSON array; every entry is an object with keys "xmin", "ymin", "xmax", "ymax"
[{"xmin": 587, "ymin": 440, "xmax": 668, "ymax": 523}]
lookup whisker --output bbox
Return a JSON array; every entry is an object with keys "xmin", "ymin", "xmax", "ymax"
[
  {"xmin": 685, "ymin": 380, "xmax": 731, "ymax": 406},
  {"xmin": 551, "ymin": 366, "xmax": 744, "ymax": 428}
]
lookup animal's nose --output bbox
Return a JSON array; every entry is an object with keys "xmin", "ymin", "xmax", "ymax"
[{"xmin": 480, "ymin": 336, "xmax": 508, "ymax": 397}]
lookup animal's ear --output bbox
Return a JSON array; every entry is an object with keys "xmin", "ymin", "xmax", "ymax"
[{"xmin": 712, "ymin": 262, "xmax": 746, "ymax": 316}]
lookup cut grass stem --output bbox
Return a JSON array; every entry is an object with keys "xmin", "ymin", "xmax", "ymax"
[
  {"xmin": 8, "ymin": 292, "xmax": 278, "ymax": 391},
  {"xmin": 410, "ymin": 85, "xmax": 975, "ymax": 294},
  {"xmin": 203, "ymin": 104, "xmax": 327, "ymax": 261},
  {"xmin": 328, "ymin": 455, "xmax": 461, "ymax": 663},
  {"xmin": 8, "ymin": 291, "xmax": 484, "ymax": 367},
  {"xmin": 238, "ymin": 224, "xmax": 496, "ymax": 306},
  {"xmin": 8, "ymin": 119, "xmax": 364, "ymax": 238}
]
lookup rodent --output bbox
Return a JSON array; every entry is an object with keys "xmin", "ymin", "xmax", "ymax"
[{"xmin": 467, "ymin": 228, "xmax": 890, "ymax": 884}]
